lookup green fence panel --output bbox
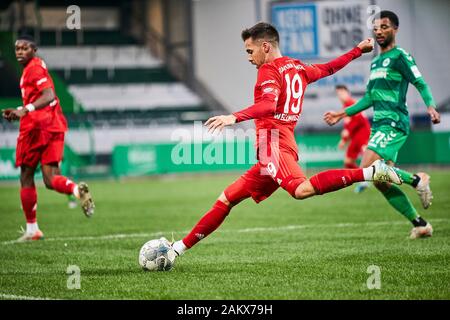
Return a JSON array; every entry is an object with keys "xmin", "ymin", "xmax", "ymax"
[
  {"xmin": 113, "ymin": 144, "xmax": 159, "ymax": 177},
  {"xmin": 397, "ymin": 131, "xmax": 436, "ymax": 165},
  {"xmin": 0, "ymin": 148, "xmax": 20, "ymax": 180},
  {"xmin": 1, "ymin": 146, "xmax": 82, "ymax": 181},
  {"xmin": 111, "ymin": 131, "xmax": 450, "ymax": 178},
  {"xmin": 112, "ymin": 141, "xmax": 257, "ymax": 178},
  {"xmin": 296, "ymin": 133, "xmax": 344, "ymax": 168},
  {"xmin": 434, "ymin": 132, "xmax": 450, "ymax": 164},
  {"xmin": 4, "ymin": 131, "xmax": 447, "ymax": 180}
]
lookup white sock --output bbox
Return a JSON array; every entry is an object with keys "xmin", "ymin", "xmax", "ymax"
[
  {"xmin": 73, "ymin": 185, "xmax": 80, "ymax": 199},
  {"xmin": 363, "ymin": 166, "xmax": 374, "ymax": 181},
  {"xmin": 26, "ymin": 222, "xmax": 39, "ymax": 234},
  {"xmin": 172, "ymin": 240, "xmax": 187, "ymax": 256}
]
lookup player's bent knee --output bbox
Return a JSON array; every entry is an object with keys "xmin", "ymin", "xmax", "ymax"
[
  {"xmin": 218, "ymin": 192, "xmax": 231, "ymax": 207},
  {"xmin": 293, "ymin": 180, "xmax": 316, "ymax": 200},
  {"xmin": 294, "ymin": 190, "xmax": 308, "ymax": 200}
]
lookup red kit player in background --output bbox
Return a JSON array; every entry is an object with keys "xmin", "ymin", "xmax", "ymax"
[
  {"xmin": 335, "ymin": 85, "xmax": 371, "ymax": 193},
  {"xmin": 170, "ymin": 23, "xmax": 402, "ymax": 257},
  {"xmin": 2, "ymin": 34, "xmax": 95, "ymax": 242}
]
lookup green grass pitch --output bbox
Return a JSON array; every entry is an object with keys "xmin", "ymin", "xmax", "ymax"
[{"xmin": 0, "ymin": 169, "xmax": 449, "ymax": 300}]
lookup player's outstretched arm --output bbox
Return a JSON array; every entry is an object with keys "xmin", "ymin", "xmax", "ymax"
[
  {"xmin": 205, "ymin": 114, "xmax": 237, "ymax": 134},
  {"xmin": 6, "ymin": 88, "xmax": 55, "ymax": 121},
  {"xmin": 205, "ymin": 95, "xmax": 278, "ymax": 134},
  {"xmin": 396, "ymin": 52, "xmax": 440, "ymax": 125},
  {"xmin": 2, "ymin": 108, "xmax": 18, "ymax": 122},
  {"xmin": 427, "ymin": 106, "xmax": 441, "ymax": 124},
  {"xmin": 305, "ymin": 38, "xmax": 374, "ymax": 83},
  {"xmin": 411, "ymin": 80, "xmax": 440, "ymax": 124},
  {"xmin": 324, "ymin": 110, "xmax": 346, "ymax": 126},
  {"xmin": 324, "ymin": 92, "xmax": 373, "ymax": 126},
  {"xmin": 357, "ymin": 38, "xmax": 375, "ymax": 53}
]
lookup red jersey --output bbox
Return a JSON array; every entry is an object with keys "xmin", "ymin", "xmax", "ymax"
[
  {"xmin": 233, "ymin": 47, "xmax": 363, "ymax": 159},
  {"xmin": 19, "ymin": 57, "xmax": 67, "ymax": 133},
  {"xmin": 342, "ymin": 97, "xmax": 371, "ymax": 140}
]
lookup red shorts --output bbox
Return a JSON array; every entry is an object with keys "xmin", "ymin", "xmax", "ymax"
[
  {"xmin": 224, "ymin": 149, "xmax": 307, "ymax": 203},
  {"xmin": 346, "ymin": 135, "xmax": 368, "ymax": 160},
  {"xmin": 16, "ymin": 130, "xmax": 65, "ymax": 168}
]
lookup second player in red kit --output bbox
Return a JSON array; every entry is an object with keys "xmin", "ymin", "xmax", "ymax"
[{"xmin": 2, "ymin": 34, "xmax": 95, "ymax": 242}]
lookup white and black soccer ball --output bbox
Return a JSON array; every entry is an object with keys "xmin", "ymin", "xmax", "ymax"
[{"xmin": 139, "ymin": 237, "xmax": 176, "ymax": 271}]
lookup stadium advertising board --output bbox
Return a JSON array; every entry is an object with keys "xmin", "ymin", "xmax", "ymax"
[
  {"xmin": 0, "ymin": 148, "xmax": 19, "ymax": 180},
  {"xmin": 272, "ymin": 0, "xmax": 372, "ymax": 60},
  {"xmin": 272, "ymin": 0, "xmax": 374, "ymax": 107}
]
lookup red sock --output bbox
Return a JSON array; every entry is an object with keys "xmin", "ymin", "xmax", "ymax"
[
  {"xmin": 51, "ymin": 175, "xmax": 76, "ymax": 195},
  {"xmin": 345, "ymin": 163, "xmax": 359, "ymax": 169},
  {"xmin": 183, "ymin": 200, "xmax": 231, "ymax": 248},
  {"xmin": 20, "ymin": 187, "xmax": 37, "ymax": 223},
  {"xmin": 309, "ymin": 169, "xmax": 364, "ymax": 195}
]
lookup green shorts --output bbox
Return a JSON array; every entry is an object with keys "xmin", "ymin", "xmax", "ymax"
[{"xmin": 367, "ymin": 125, "xmax": 408, "ymax": 163}]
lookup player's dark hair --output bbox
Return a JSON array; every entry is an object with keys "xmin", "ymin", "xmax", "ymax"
[
  {"xmin": 17, "ymin": 34, "xmax": 37, "ymax": 47},
  {"xmin": 241, "ymin": 22, "xmax": 279, "ymax": 45},
  {"xmin": 379, "ymin": 10, "xmax": 399, "ymax": 29},
  {"xmin": 335, "ymin": 85, "xmax": 349, "ymax": 91}
]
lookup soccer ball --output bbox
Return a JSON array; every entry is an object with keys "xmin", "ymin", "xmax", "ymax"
[{"xmin": 139, "ymin": 237, "xmax": 176, "ymax": 271}]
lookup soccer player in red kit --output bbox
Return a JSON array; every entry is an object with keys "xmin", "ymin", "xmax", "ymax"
[
  {"xmin": 2, "ymin": 35, "xmax": 95, "ymax": 242},
  {"xmin": 335, "ymin": 85, "xmax": 371, "ymax": 193},
  {"xmin": 170, "ymin": 23, "xmax": 401, "ymax": 257}
]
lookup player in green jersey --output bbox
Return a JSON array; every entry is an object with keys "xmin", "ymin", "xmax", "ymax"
[{"xmin": 324, "ymin": 11, "xmax": 441, "ymax": 239}]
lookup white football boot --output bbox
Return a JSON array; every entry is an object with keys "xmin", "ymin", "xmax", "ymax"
[
  {"xmin": 410, "ymin": 223, "xmax": 433, "ymax": 239},
  {"xmin": 16, "ymin": 229, "xmax": 44, "ymax": 242},
  {"xmin": 371, "ymin": 160, "xmax": 402, "ymax": 185},
  {"xmin": 78, "ymin": 182, "xmax": 95, "ymax": 217},
  {"xmin": 415, "ymin": 172, "xmax": 433, "ymax": 209}
]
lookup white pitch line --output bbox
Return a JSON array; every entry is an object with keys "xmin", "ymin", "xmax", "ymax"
[
  {"xmin": 2, "ymin": 218, "xmax": 448, "ymax": 246},
  {"xmin": 0, "ymin": 293, "xmax": 59, "ymax": 300}
]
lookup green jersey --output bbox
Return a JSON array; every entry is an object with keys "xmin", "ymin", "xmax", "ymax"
[{"xmin": 346, "ymin": 46, "xmax": 436, "ymax": 134}]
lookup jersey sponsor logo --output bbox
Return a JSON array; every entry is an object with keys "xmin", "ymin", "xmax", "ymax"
[
  {"xmin": 273, "ymin": 113, "xmax": 300, "ymax": 122},
  {"xmin": 261, "ymin": 79, "xmax": 276, "ymax": 86},
  {"xmin": 382, "ymin": 58, "xmax": 390, "ymax": 67},
  {"xmin": 369, "ymin": 68, "xmax": 387, "ymax": 80},
  {"xmin": 263, "ymin": 87, "xmax": 274, "ymax": 93},
  {"xmin": 278, "ymin": 63, "xmax": 304, "ymax": 74},
  {"xmin": 36, "ymin": 77, "xmax": 48, "ymax": 85},
  {"xmin": 410, "ymin": 65, "xmax": 422, "ymax": 78}
]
